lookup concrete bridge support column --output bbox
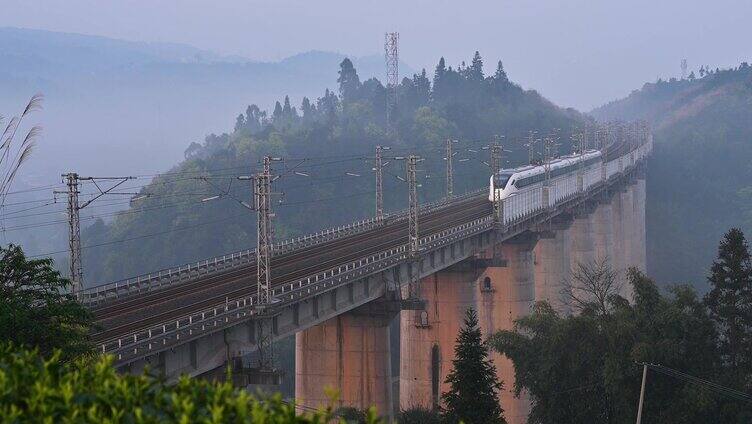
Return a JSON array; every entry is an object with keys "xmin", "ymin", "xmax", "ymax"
[
  {"xmin": 635, "ymin": 178, "xmax": 647, "ymax": 273},
  {"xmin": 477, "ymin": 235, "xmax": 537, "ymax": 424},
  {"xmin": 570, "ymin": 209, "xmax": 596, "ymax": 270},
  {"xmin": 621, "ymin": 184, "xmax": 636, "ymax": 274},
  {"xmin": 610, "ymin": 191, "xmax": 626, "ymax": 276},
  {"xmin": 296, "ymin": 310, "xmax": 393, "ymax": 414},
  {"xmin": 399, "ymin": 264, "xmax": 477, "ymax": 411},
  {"xmin": 533, "ymin": 223, "xmax": 572, "ymax": 314},
  {"xmin": 593, "ymin": 198, "xmax": 614, "ymax": 266}
]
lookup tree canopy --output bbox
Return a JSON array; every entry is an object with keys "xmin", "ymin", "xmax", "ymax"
[
  {"xmin": 0, "ymin": 244, "xmax": 92, "ymax": 360},
  {"xmin": 491, "ymin": 237, "xmax": 752, "ymax": 424}
]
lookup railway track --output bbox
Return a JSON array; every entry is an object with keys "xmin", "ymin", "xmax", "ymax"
[{"xmin": 92, "ymin": 196, "xmax": 490, "ymax": 343}]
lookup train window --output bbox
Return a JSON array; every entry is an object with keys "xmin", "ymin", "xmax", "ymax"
[{"xmin": 493, "ymin": 173, "xmax": 512, "ymax": 189}]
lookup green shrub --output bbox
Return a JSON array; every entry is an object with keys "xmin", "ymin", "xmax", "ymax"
[
  {"xmin": 0, "ymin": 344, "xmax": 381, "ymax": 423},
  {"xmin": 397, "ymin": 406, "xmax": 442, "ymax": 423}
]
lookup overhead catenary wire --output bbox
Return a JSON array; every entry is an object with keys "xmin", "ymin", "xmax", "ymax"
[{"xmin": 28, "ymin": 212, "xmax": 249, "ymax": 259}]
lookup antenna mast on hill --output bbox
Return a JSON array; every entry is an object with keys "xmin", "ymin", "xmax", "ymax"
[
  {"xmin": 681, "ymin": 59, "xmax": 688, "ymax": 80},
  {"xmin": 385, "ymin": 32, "xmax": 399, "ymax": 136}
]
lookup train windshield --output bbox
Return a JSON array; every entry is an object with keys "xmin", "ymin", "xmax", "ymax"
[{"xmin": 493, "ymin": 173, "xmax": 513, "ymax": 189}]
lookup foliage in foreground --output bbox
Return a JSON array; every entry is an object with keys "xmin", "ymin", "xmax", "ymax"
[
  {"xmin": 0, "ymin": 244, "xmax": 92, "ymax": 360},
  {"xmin": 491, "ymin": 229, "xmax": 752, "ymax": 424},
  {"xmin": 396, "ymin": 406, "xmax": 442, "ymax": 424},
  {"xmin": 0, "ymin": 343, "xmax": 380, "ymax": 423},
  {"xmin": 491, "ymin": 268, "xmax": 719, "ymax": 423}
]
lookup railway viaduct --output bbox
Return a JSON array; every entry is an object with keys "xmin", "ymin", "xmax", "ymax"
[{"xmin": 80, "ymin": 131, "xmax": 651, "ymax": 424}]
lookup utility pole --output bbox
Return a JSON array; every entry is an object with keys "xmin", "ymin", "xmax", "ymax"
[
  {"xmin": 493, "ymin": 181, "xmax": 503, "ymax": 228},
  {"xmin": 542, "ymin": 135, "xmax": 557, "ymax": 208},
  {"xmin": 57, "ymin": 173, "xmax": 135, "ymax": 292},
  {"xmin": 489, "ymin": 135, "xmax": 503, "ymax": 173},
  {"xmin": 407, "ymin": 154, "xmax": 421, "ymax": 299},
  {"xmin": 407, "ymin": 155, "xmax": 419, "ymax": 260},
  {"xmin": 445, "ymin": 139, "xmax": 455, "ymax": 199},
  {"xmin": 255, "ymin": 156, "xmax": 274, "ymax": 306},
  {"xmin": 575, "ymin": 131, "xmax": 586, "ymax": 193},
  {"xmin": 527, "ymin": 130, "xmax": 537, "ymax": 165},
  {"xmin": 636, "ymin": 363, "xmax": 648, "ymax": 424},
  {"xmin": 375, "ymin": 145, "xmax": 389, "ymax": 220},
  {"xmin": 64, "ymin": 173, "xmax": 82, "ymax": 291}
]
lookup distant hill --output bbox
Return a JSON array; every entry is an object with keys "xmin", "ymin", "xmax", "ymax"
[
  {"xmin": 592, "ymin": 63, "xmax": 752, "ymax": 289},
  {"xmin": 0, "ymin": 27, "xmax": 413, "ymax": 258},
  {"xmin": 80, "ymin": 53, "xmax": 584, "ymax": 285},
  {"xmin": 0, "ymin": 27, "xmax": 413, "ymax": 183}
]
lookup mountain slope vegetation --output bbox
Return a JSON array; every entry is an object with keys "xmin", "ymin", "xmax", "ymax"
[
  {"xmin": 592, "ymin": 63, "xmax": 752, "ymax": 288},
  {"xmin": 83, "ymin": 52, "xmax": 585, "ymax": 285}
]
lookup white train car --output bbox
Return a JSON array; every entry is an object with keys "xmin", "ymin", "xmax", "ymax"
[{"xmin": 488, "ymin": 150, "xmax": 602, "ymax": 222}]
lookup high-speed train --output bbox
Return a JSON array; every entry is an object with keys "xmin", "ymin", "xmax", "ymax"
[{"xmin": 488, "ymin": 150, "xmax": 602, "ymax": 202}]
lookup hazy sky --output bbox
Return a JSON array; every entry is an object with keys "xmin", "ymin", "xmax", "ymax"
[{"xmin": 3, "ymin": 0, "xmax": 751, "ymax": 110}]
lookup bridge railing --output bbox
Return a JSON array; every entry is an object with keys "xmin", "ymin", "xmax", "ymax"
[
  {"xmin": 79, "ymin": 188, "xmax": 487, "ymax": 307},
  {"xmin": 98, "ymin": 212, "xmax": 496, "ymax": 360}
]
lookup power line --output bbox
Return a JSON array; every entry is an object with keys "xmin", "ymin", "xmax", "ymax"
[
  {"xmin": 28, "ymin": 212, "xmax": 249, "ymax": 259},
  {"xmin": 639, "ymin": 363, "xmax": 752, "ymax": 405}
]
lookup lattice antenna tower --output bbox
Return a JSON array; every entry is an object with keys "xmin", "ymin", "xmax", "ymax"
[
  {"xmin": 385, "ymin": 32, "xmax": 399, "ymax": 136},
  {"xmin": 681, "ymin": 59, "xmax": 688, "ymax": 80}
]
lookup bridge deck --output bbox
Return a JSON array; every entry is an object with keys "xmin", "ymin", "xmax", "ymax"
[{"xmin": 91, "ymin": 195, "xmax": 492, "ymax": 344}]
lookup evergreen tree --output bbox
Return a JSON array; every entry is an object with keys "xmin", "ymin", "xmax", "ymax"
[
  {"xmin": 433, "ymin": 57, "xmax": 448, "ymax": 101},
  {"xmin": 413, "ymin": 69, "xmax": 431, "ymax": 105},
  {"xmin": 494, "ymin": 60, "xmax": 508, "ymax": 83},
  {"xmin": 469, "ymin": 51, "xmax": 484, "ymax": 81},
  {"xmin": 283, "ymin": 95, "xmax": 293, "ymax": 115},
  {"xmin": 301, "ymin": 97, "xmax": 313, "ymax": 117},
  {"xmin": 705, "ymin": 228, "xmax": 752, "ymax": 374},
  {"xmin": 234, "ymin": 113, "xmax": 245, "ymax": 132},
  {"xmin": 442, "ymin": 308, "xmax": 505, "ymax": 424},
  {"xmin": 337, "ymin": 58, "xmax": 361, "ymax": 102},
  {"xmin": 272, "ymin": 101, "xmax": 283, "ymax": 121},
  {"xmin": 434, "ymin": 57, "xmax": 447, "ymax": 85}
]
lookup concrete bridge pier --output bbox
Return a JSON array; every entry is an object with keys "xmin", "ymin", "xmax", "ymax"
[
  {"xmin": 477, "ymin": 234, "xmax": 537, "ymax": 424},
  {"xmin": 621, "ymin": 184, "xmax": 636, "ymax": 277},
  {"xmin": 533, "ymin": 220, "xmax": 573, "ymax": 314},
  {"xmin": 296, "ymin": 305, "xmax": 396, "ymax": 415},
  {"xmin": 399, "ymin": 263, "xmax": 478, "ymax": 411},
  {"xmin": 570, "ymin": 205, "xmax": 597, "ymax": 270},
  {"xmin": 593, "ymin": 197, "xmax": 614, "ymax": 265},
  {"xmin": 610, "ymin": 189, "xmax": 626, "ymax": 277},
  {"xmin": 635, "ymin": 177, "xmax": 647, "ymax": 272}
]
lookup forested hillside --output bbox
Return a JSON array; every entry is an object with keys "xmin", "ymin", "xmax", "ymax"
[
  {"xmin": 83, "ymin": 52, "xmax": 584, "ymax": 285},
  {"xmin": 592, "ymin": 63, "xmax": 752, "ymax": 289}
]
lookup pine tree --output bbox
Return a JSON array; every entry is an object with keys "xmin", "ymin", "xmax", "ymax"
[
  {"xmin": 272, "ymin": 101, "xmax": 283, "ymax": 121},
  {"xmin": 442, "ymin": 308, "xmax": 505, "ymax": 424},
  {"xmin": 705, "ymin": 228, "xmax": 752, "ymax": 374},
  {"xmin": 301, "ymin": 97, "xmax": 313, "ymax": 118},
  {"xmin": 494, "ymin": 60, "xmax": 508, "ymax": 83},
  {"xmin": 434, "ymin": 57, "xmax": 447, "ymax": 85},
  {"xmin": 282, "ymin": 95, "xmax": 293, "ymax": 115},
  {"xmin": 469, "ymin": 51, "xmax": 484, "ymax": 81}
]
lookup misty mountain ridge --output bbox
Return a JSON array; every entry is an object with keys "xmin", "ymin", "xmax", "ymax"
[
  {"xmin": 0, "ymin": 27, "xmax": 413, "ymax": 185},
  {"xmin": 593, "ymin": 62, "xmax": 752, "ymax": 288}
]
